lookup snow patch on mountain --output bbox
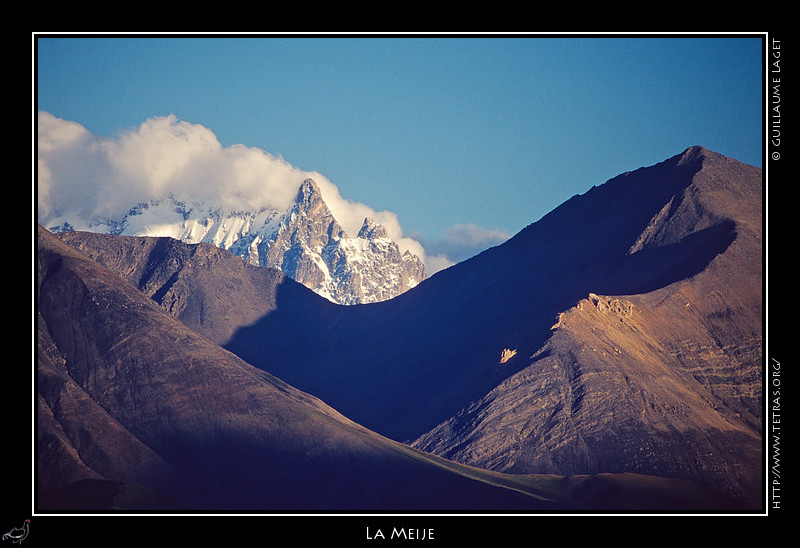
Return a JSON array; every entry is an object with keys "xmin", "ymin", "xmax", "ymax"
[{"xmin": 45, "ymin": 178, "xmax": 426, "ymax": 305}]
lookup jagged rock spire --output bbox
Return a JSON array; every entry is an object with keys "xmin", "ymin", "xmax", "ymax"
[
  {"xmin": 44, "ymin": 176, "xmax": 427, "ymax": 305},
  {"xmin": 358, "ymin": 217, "xmax": 389, "ymax": 240}
]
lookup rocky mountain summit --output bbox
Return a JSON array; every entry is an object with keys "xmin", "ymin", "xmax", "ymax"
[
  {"xmin": 46, "ymin": 178, "xmax": 425, "ymax": 305},
  {"xmin": 250, "ymin": 179, "xmax": 424, "ymax": 304}
]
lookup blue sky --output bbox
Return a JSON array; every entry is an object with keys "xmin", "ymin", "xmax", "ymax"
[{"xmin": 36, "ymin": 33, "xmax": 764, "ymax": 268}]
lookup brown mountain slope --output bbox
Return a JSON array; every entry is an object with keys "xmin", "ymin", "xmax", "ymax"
[
  {"xmin": 410, "ymin": 146, "xmax": 763, "ymax": 508},
  {"xmin": 222, "ymin": 146, "xmax": 762, "ymax": 508},
  {"xmin": 220, "ymin": 147, "xmax": 759, "ymax": 440},
  {"xmin": 48, "ymin": 146, "xmax": 762, "ymax": 510},
  {"xmin": 36, "ymin": 224, "xmax": 747, "ymax": 512},
  {"xmin": 51, "ymin": 230, "xmax": 321, "ymax": 347},
  {"xmin": 37, "ymin": 225, "xmax": 565, "ymax": 512}
]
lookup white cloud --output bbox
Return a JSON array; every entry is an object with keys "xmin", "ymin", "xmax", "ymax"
[
  {"xmin": 424, "ymin": 253, "xmax": 457, "ymax": 274},
  {"xmin": 37, "ymin": 112, "xmax": 309, "ymax": 222},
  {"xmin": 415, "ymin": 223, "xmax": 511, "ymax": 273},
  {"xmin": 36, "ymin": 112, "xmax": 505, "ymax": 276},
  {"xmin": 309, "ymin": 181, "xmax": 428, "ymax": 263},
  {"xmin": 37, "ymin": 113, "xmax": 414, "ymax": 242},
  {"xmin": 37, "ymin": 112, "xmax": 109, "ymax": 220}
]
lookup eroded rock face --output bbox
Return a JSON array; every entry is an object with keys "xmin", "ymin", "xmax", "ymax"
[{"xmin": 413, "ymin": 282, "xmax": 761, "ymax": 506}]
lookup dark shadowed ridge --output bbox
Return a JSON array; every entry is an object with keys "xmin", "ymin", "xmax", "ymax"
[
  {"xmin": 225, "ymin": 146, "xmax": 758, "ymax": 434},
  {"xmin": 38, "ymin": 224, "xmax": 745, "ymax": 513},
  {"xmin": 48, "ymin": 146, "xmax": 762, "ymax": 511},
  {"xmin": 37, "ymin": 225, "xmax": 570, "ymax": 512},
  {"xmin": 222, "ymin": 146, "xmax": 763, "ymax": 508}
]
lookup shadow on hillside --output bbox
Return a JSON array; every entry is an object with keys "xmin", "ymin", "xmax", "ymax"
[
  {"xmin": 224, "ymin": 217, "xmax": 737, "ymax": 443},
  {"xmin": 593, "ymin": 220, "xmax": 737, "ymax": 296},
  {"xmin": 224, "ymin": 150, "xmax": 747, "ymax": 443}
]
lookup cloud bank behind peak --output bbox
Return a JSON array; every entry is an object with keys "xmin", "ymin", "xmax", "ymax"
[{"xmin": 36, "ymin": 112, "xmax": 506, "ymax": 275}]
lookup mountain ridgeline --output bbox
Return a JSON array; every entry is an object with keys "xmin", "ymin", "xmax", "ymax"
[
  {"xmin": 38, "ymin": 146, "xmax": 763, "ymax": 512},
  {"xmin": 37, "ymin": 225, "xmax": 564, "ymax": 511},
  {"xmin": 46, "ymin": 178, "xmax": 425, "ymax": 305}
]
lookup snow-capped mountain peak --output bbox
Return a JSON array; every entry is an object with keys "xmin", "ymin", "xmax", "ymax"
[{"xmin": 45, "ymin": 178, "xmax": 425, "ymax": 305}]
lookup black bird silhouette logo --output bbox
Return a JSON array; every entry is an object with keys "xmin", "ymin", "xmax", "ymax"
[{"xmin": 2, "ymin": 520, "xmax": 29, "ymax": 544}]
